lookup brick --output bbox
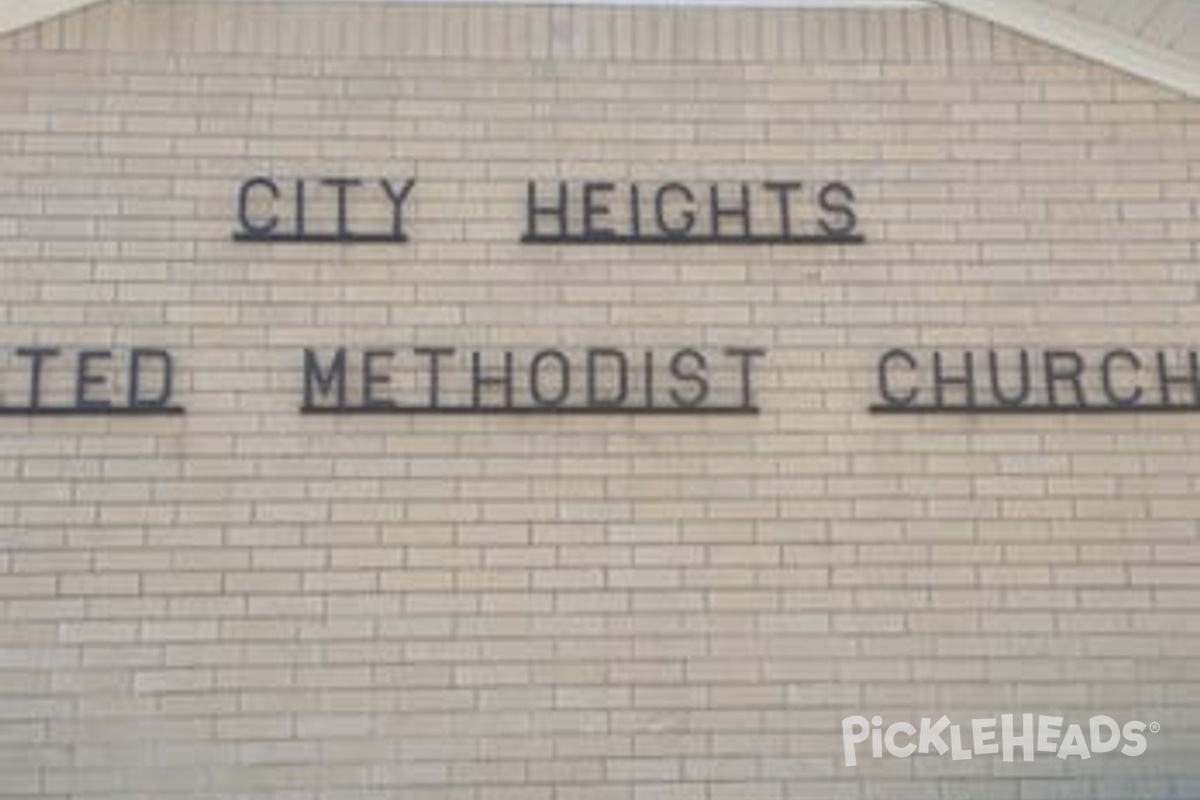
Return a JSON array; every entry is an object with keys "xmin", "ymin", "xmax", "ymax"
[{"xmin": 0, "ymin": 1, "xmax": 1195, "ymax": 798}]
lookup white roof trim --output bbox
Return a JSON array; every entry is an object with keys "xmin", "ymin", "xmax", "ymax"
[
  {"xmin": 937, "ymin": 0, "xmax": 1200, "ymax": 99},
  {"xmin": 0, "ymin": 0, "xmax": 103, "ymax": 37},
  {"xmin": 218, "ymin": 0, "xmax": 929, "ymax": 6},
  {"xmin": 3, "ymin": 0, "xmax": 1200, "ymax": 101}
]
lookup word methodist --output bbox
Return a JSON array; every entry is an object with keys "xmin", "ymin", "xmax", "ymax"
[{"xmin": 302, "ymin": 347, "xmax": 767, "ymax": 414}]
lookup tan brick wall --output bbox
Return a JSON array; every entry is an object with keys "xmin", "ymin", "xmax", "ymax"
[{"xmin": 1, "ymin": 0, "xmax": 1200, "ymax": 797}]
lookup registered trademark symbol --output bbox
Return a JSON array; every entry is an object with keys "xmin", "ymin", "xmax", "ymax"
[{"xmin": 1149, "ymin": 722, "xmax": 1161, "ymax": 733}]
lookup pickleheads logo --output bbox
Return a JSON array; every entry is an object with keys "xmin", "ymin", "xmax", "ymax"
[{"xmin": 842, "ymin": 714, "xmax": 1158, "ymax": 767}]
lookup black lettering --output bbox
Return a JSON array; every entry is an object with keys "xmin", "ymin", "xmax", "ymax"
[
  {"xmin": 472, "ymin": 351, "xmax": 514, "ymax": 408},
  {"xmin": 128, "ymin": 348, "xmax": 173, "ymax": 408},
  {"xmin": 237, "ymin": 177, "xmax": 279, "ymax": 237},
  {"xmin": 362, "ymin": 349, "xmax": 395, "ymax": 408},
  {"xmin": 878, "ymin": 348, "xmax": 917, "ymax": 408},
  {"xmin": 1101, "ymin": 349, "xmax": 1142, "ymax": 407},
  {"xmin": 933, "ymin": 351, "xmax": 976, "ymax": 408},
  {"xmin": 586, "ymin": 348, "xmax": 629, "ymax": 407},
  {"xmin": 762, "ymin": 181, "xmax": 801, "ymax": 238},
  {"xmin": 525, "ymin": 181, "xmax": 568, "ymax": 239},
  {"xmin": 669, "ymin": 349, "xmax": 709, "ymax": 408},
  {"xmin": 987, "ymin": 349, "xmax": 1030, "ymax": 407},
  {"xmin": 818, "ymin": 181, "xmax": 857, "ymax": 237},
  {"xmin": 414, "ymin": 347, "xmax": 455, "ymax": 408},
  {"xmin": 75, "ymin": 350, "xmax": 111, "ymax": 409},
  {"xmin": 294, "ymin": 178, "xmax": 306, "ymax": 238},
  {"xmin": 16, "ymin": 347, "xmax": 59, "ymax": 409},
  {"xmin": 654, "ymin": 183, "xmax": 695, "ymax": 237},
  {"xmin": 380, "ymin": 178, "xmax": 416, "ymax": 239},
  {"xmin": 643, "ymin": 350, "xmax": 654, "ymax": 407},
  {"xmin": 629, "ymin": 184, "xmax": 641, "ymax": 238},
  {"xmin": 1043, "ymin": 350, "xmax": 1086, "ymax": 408},
  {"xmin": 582, "ymin": 182, "xmax": 615, "ymax": 239},
  {"xmin": 322, "ymin": 177, "xmax": 361, "ymax": 238},
  {"xmin": 710, "ymin": 182, "xmax": 751, "ymax": 238},
  {"xmin": 303, "ymin": 348, "xmax": 346, "ymax": 408},
  {"xmin": 1156, "ymin": 350, "xmax": 1200, "ymax": 406},
  {"xmin": 529, "ymin": 349, "xmax": 570, "ymax": 407},
  {"xmin": 723, "ymin": 347, "xmax": 766, "ymax": 409}
]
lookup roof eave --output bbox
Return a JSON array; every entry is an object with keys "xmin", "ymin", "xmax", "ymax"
[
  {"xmin": 0, "ymin": 0, "xmax": 106, "ymax": 38},
  {"xmin": 937, "ymin": 0, "xmax": 1200, "ymax": 99},
  {"xmin": 4, "ymin": 0, "xmax": 1200, "ymax": 100}
]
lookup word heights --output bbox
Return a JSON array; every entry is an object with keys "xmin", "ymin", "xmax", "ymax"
[{"xmin": 523, "ymin": 179, "xmax": 859, "ymax": 244}]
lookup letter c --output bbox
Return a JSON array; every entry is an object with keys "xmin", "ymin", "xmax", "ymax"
[
  {"xmin": 885, "ymin": 722, "xmax": 917, "ymax": 758},
  {"xmin": 879, "ymin": 348, "xmax": 918, "ymax": 407},
  {"xmin": 1100, "ymin": 349, "xmax": 1142, "ymax": 407},
  {"xmin": 237, "ymin": 176, "xmax": 279, "ymax": 237}
]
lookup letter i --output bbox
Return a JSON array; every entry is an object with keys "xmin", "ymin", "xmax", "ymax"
[
  {"xmin": 630, "ymin": 184, "xmax": 641, "ymax": 237},
  {"xmin": 872, "ymin": 716, "xmax": 884, "ymax": 758},
  {"xmin": 644, "ymin": 350, "xmax": 654, "ymax": 408}
]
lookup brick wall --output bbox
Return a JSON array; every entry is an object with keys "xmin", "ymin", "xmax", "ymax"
[{"xmin": 1, "ymin": 1, "xmax": 1199, "ymax": 797}]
